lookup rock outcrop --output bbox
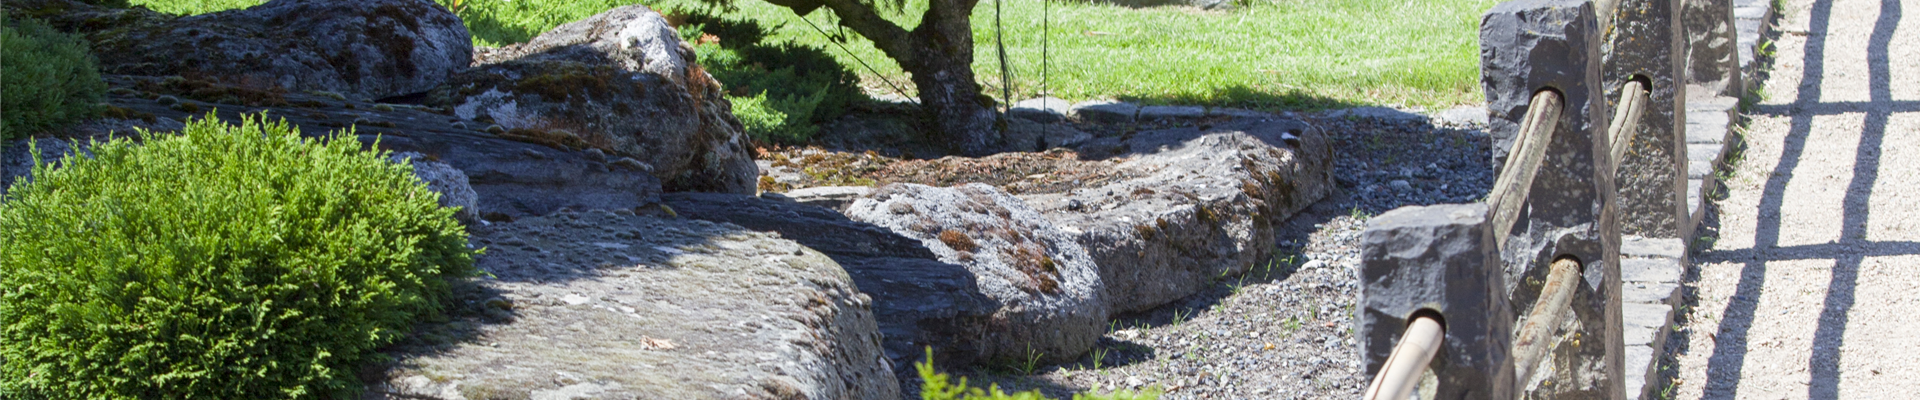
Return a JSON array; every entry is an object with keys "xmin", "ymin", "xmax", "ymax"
[
  {"xmin": 430, "ymin": 5, "xmax": 757, "ymax": 194},
  {"xmin": 1026, "ymin": 118, "xmax": 1334, "ymax": 313},
  {"xmin": 390, "ymin": 151, "xmax": 480, "ymax": 224},
  {"xmin": 8, "ymin": 0, "xmax": 472, "ymax": 101},
  {"xmin": 659, "ymin": 192, "xmax": 999, "ymax": 373},
  {"xmin": 94, "ymin": 75, "xmax": 663, "ymax": 218},
  {"xmin": 844, "ymin": 184, "xmax": 1109, "ymax": 364},
  {"xmin": 365, "ymin": 211, "xmax": 900, "ymax": 399}
]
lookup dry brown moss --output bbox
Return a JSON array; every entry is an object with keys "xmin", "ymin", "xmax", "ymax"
[{"xmin": 938, "ymin": 229, "xmax": 977, "ymax": 252}]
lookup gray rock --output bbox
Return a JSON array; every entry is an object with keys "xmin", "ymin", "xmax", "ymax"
[
  {"xmin": 781, "ymin": 185, "xmax": 873, "ymax": 211},
  {"xmin": 1070, "ymin": 100, "xmax": 1140, "ymax": 123},
  {"xmin": 1603, "ymin": 0, "xmax": 1689, "ymax": 238},
  {"xmin": 1428, "ymin": 105, "xmax": 1491, "ymax": 127},
  {"xmin": 12, "ymin": 0, "xmax": 472, "ymax": 101},
  {"xmin": 0, "ymin": 138, "xmax": 80, "ymax": 197},
  {"xmin": 365, "ymin": 212, "xmax": 900, "ymax": 400},
  {"xmin": 1389, "ymin": 180, "xmax": 1413, "ymax": 191},
  {"xmin": 391, "ymin": 152, "xmax": 480, "ymax": 224},
  {"xmin": 1030, "ymin": 117, "xmax": 1333, "ymax": 313},
  {"xmin": 1358, "ymin": 203, "xmax": 1513, "ymax": 400},
  {"xmin": 1325, "ymin": 106, "xmax": 1428, "ymax": 124},
  {"xmin": 1001, "ymin": 117, "xmax": 1093, "ymax": 152},
  {"xmin": 845, "ymin": 183, "xmax": 1109, "ymax": 364},
  {"xmin": 1207, "ymin": 107, "xmax": 1272, "ymax": 118},
  {"xmin": 1137, "ymin": 105, "xmax": 1208, "ymax": 120},
  {"xmin": 1011, "ymin": 97, "xmax": 1072, "ymax": 123},
  {"xmin": 656, "ymin": 193, "xmax": 1000, "ymax": 375},
  {"xmin": 431, "ymin": 5, "xmax": 756, "ymax": 194},
  {"xmin": 94, "ymin": 75, "xmax": 663, "ymax": 218}
]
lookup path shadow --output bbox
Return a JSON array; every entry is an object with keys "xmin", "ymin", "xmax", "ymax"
[{"xmin": 1696, "ymin": 0, "xmax": 1906, "ymax": 399}]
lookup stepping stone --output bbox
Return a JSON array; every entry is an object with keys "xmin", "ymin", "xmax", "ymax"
[{"xmin": 1070, "ymin": 100, "xmax": 1140, "ymax": 123}]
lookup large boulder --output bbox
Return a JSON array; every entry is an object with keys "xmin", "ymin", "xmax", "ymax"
[
  {"xmin": 430, "ymin": 5, "xmax": 757, "ymax": 194},
  {"xmin": 660, "ymin": 192, "xmax": 1001, "ymax": 375},
  {"xmin": 843, "ymin": 183, "xmax": 1109, "ymax": 364},
  {"xmin": 1024, "ymin": 117, "xmax": 1334, "ymax": 313},
  {"xmin": 7, "ymin": 0, "xmax": 472, "ymax": 101},
  {"xmin": 76, "ymin": 75, "xmax": 663, "ymax": 218},
  {"xmin": 366, "ymin": 211, "xmax": 900, "ymax": 400}
]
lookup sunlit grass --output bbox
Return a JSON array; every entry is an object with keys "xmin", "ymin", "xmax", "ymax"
[{"xmin": 129, "ymin": 0, "xmax": 1498, "ymax": 109}]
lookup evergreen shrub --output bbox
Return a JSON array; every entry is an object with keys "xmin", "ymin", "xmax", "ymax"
[
  {"xmin": 0, "ymin": 115, "xmax": 477, "ymax": 399},
  {"xmin": 0, "ymin": 14, "xmax": 106, "ymax": 140}
]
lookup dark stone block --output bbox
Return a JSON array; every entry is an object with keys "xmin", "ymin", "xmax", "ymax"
[
  {"xmin": 1480, "ymin": 0, "xmax": 1624, "ymax": 397},
  {"xmin": 1604, "ymin": 0, "xmax": 1691, "ymax": 238},
  {"xmin": 1360, "ymin": 203, "xmax": 1514, "ymax": 400}
]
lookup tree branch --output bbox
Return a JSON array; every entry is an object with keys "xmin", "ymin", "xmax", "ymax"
[{"xmin": 810, "ymin": 0, "xmax": 916, "ymax": 65}]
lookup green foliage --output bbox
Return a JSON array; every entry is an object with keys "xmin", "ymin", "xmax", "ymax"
[
  {"xmin": 680, "ymin": 15, "xmax": 865, "ymax": 145},
  {"xmin": 0, "ymin": 114, "xmax": 477, "ymax": 399},
  {"xmin": 128, "ymin": 0, "xmax": 261, "ymax": 15},
  {"xmin": 917, "ymin": 349, "xmax": 1161, "ymax": 400},
  {"xmin": 1, "ymin": 15, "xmax": 106, "ymax": 140},
  {"xmin": 650, "ymin": 0, "xmax": 1500, "ymax": 109}
]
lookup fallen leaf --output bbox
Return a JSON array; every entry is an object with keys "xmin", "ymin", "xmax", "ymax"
[{"xmin": 639, "ymin": 336, "xmax": 676, "ymax": 350}]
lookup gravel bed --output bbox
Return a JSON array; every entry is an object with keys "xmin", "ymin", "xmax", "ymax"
[{"xmin": 940, "ymin": 108, "xmax": 1496, "ymax": 399}]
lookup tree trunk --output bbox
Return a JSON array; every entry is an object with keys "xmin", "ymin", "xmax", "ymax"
[
  {"xmin": 900, "ymin": 0, "xmax": 998, "ymax": 156},
  {"xmin": 790, "ymin": 0, "xmax": 999, "ymax": 155}
]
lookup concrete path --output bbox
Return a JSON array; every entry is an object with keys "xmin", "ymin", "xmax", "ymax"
[{"xmin": 1671, "ymin": 0, "xmax": 1920, "ymax": 399}]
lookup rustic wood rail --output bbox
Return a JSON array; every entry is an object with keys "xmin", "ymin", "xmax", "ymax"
[{"xmin": 1357, "ymin": 0, "xmax": 1728, "ymax": 397}]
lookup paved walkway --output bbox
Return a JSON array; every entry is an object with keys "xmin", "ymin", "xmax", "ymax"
[{"xmin": 1672, "ymin": 0, "xmax": 1920, "ymax": 399}]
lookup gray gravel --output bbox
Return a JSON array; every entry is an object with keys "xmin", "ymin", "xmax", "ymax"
[{"xmin": 941, "ymin": 108, "xmax": 1496, "ymax": 399}]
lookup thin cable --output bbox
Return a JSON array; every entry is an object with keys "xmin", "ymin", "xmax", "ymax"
[
  {"xmin": 995, "ymin": 0, "xmax": 1012, "ymax": 135},
  {"xmin": 799, "ymin": 12, "xmax": 913, "ymax": 101},
  {"xmin": 1040, "ymin": 0, "xmax": 1050, "ymax": 141}
]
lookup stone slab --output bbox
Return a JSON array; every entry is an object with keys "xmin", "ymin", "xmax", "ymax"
[
  {"xmin": 1621, "ymin": 236, "xmax": 1687, "ymax": 258},
  {"xmin": 1625, "ymin": 280, "xmax": 1682, "ymax": 305},
  {"xmin": 1689, "ymin": 143, "xmax": 1728, "ymax": 162},
  {"xmin": 1136, "ymin": 105, "xmax": 1208, "ymax": 120},
  {"xmin": 1626, "ymin": 345, "xmax": 1657, "ymax": 400},
  {"xmin": 1012, "ymin": 97, "xmax": 1072, "ymax": 123},
  {"xmin": 1623, "ymin": 257, "xmax": 1684, "ymax": 285},
  {"xmin": 1622, "ymin": 302, "xmax": 1671, "ymax": 347},
  {"xmin": 1070, "ymin": 100, "xmax": 1140, "ymax": 123}
]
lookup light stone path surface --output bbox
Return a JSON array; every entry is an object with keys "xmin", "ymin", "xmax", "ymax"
[{"xmin": 1671, "ymin": 0, "xmax": 1920, "ymax": 399}]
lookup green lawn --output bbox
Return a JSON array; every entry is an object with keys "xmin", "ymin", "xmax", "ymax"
[
  {"xmin": 656, "ymin": 0, "xmax": 1501, "ymax": 109},
  {"xmin": 131, "ymin": 0, "xmax": 1497, "ymax": 109}
]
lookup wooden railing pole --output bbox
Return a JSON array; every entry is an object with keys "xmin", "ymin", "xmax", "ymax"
[
  {"xmin": 1487, "ymin": 90, "xmax": 1565, "ymax": 249},
  {"xmin": 1364, "ymin": 315, "xmax": 1446, "ymax": 400},
  {"xmin": 1607, "ymin": 80, "xmax": 1649, "ymax": 176},
  {"xmin": 1511, "ymin": 257, "xmax": 1585, "ymax": 387}
]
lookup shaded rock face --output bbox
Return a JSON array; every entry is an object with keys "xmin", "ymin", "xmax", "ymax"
[
  {"xmin": 658, "ymin": 193, "xmax": 999, "ymax": 373},
  {"xmin": 844, "ymin": 183, "xmax": 1108, "ymax": 364},
  {"xmin": 1027, "ymin": 118, "xmax": 1334, "ymax": 313},
  {"xmin": 93, "ymin": 75, "xmax": 663, "ymax": 218},
  {"xmin": 367, "ymin": 212, "xmax": 900, "ymax": 400},
  {"xmin": 431, "ymin": 5, "xmax": 756, "ymax": 194},
  {"xmin": 11, "ymin": 0, "xmax": 472, "ymax": 101}
]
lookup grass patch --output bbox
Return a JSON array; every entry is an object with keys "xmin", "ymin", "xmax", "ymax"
[
  {"xmin": 135, "ymin": 0, "xmax": 1496, "ymax": 111},
  {"xmin": 655, "ymin": 0, "xmax": 1500, "ymax": 109}
]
